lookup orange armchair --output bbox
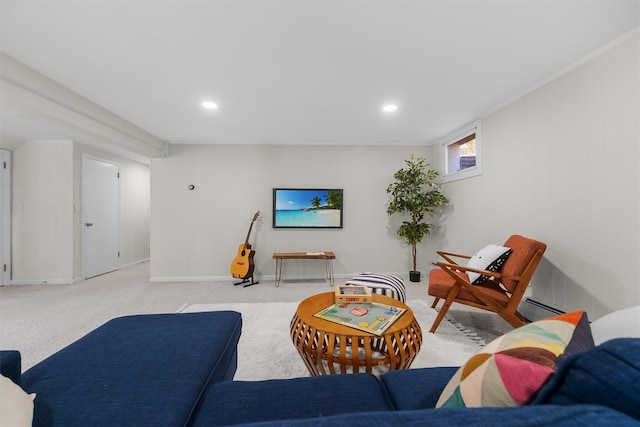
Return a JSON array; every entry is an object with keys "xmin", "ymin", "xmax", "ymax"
[{"xmin": 428, "ymin": 235, "xmax": 547, "ymax": 333}]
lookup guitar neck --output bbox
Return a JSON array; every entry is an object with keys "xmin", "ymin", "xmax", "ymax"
[
  {"xmin": 243, "ymin": 222, "xmax": 254, "ymax": 249},
  {"xmin": 242, "ymin": 212, "xmax": 260, "ymax": 249}
]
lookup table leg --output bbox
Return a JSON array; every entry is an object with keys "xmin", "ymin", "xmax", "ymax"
[
  {"xmin": 324, "ymin": 258, "xmax": 334, "ymax": 286},
  {"xmin": 275, "ymin": 259, "xmax": 283, "ymax": 287}
]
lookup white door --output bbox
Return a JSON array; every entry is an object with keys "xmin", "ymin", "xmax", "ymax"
[
  {"xmin": 0, "ymin": 149, "xmax": 10, "ymax": 286},
  {"xmin": 83, "ymin": 156, "xmax": 119, "ymax": 279}
]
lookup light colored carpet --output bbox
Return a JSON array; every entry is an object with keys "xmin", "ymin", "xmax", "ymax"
[
  {"xmin": 180, "ymin": 300, "xmax": 486, "ymax": 380},
  {"xmin": 0, "ymin": 263, "xmax": 512, "ymax": 372}
]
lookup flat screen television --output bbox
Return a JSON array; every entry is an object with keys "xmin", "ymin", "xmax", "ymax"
[{"xmin": 273, "ymin": 188, "xmax": 343, "ymax": 229}]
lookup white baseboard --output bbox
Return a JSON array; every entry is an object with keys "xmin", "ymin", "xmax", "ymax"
[
  {"xmin": 149, "ymin": 275, "xmax": 230, "ymax": 283},
  {"xmin": 120, "ymin": 258, "xmax": 150, "ymax": 269},
  {"xmin": 149, "ymin": 272, "xmax": 409, "ymax": 283},
  {"xmin": 10, "ymin": 278, "xmax": 75, "ymax": 285}
]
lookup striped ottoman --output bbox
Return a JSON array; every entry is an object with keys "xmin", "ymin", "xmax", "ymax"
[{"xmin": 344, "ymin": 273, "xmax": 406, "ymax": 303}]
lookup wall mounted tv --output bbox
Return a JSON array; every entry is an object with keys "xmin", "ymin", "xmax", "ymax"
[{"xmin": 273, "ymin": 188, "xmax": 343, "ymax": 229}]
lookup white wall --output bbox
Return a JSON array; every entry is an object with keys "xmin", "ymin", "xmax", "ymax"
[
  {"xmin": 4, "ymin": 35, "xmax": 637, "ymax": 319},
  {"xmin": 8, "ymin": 140, "xmax": 150, "ymax": 284},
  {"xmin": 150, "ymin": 144, "xmax": 439, "ymax": 281},
  {"xmin": 437, "ymin": 35, "xmax": 640, "ymax": 318},
  {"xmin": 12, "ymin": 141, "xmax": 74, "ymax": 283},
  {"xmin": 151, "ymin": 35, "xmax": 639, "ymax": 319}
]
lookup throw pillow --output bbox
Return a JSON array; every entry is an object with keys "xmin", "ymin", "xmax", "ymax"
[
  {"xmin": 436, "ymin": 310, "xmax": 594, "ymax": 408},
  {"xmin": 0, "ymin": 374, "xmax": 36, "ymax": 427},
  {"xmin": 466, "ymin": 244, "xmax": 512, "ymax": 284},
  {"xmin": 589, "ymin": 305, "xmax": 640, "ymax": 345}
]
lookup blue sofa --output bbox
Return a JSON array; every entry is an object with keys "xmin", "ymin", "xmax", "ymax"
[
  {"xmin": 2, "ymin": 312, "xmax": 640, "ymax": 426},
  {"xmin": 1, "ymin": 312, "xmax": 243, "ymax": 426}
]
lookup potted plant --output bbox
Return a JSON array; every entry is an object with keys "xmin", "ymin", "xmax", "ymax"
[{"xmin": 386, "ymin": 155, "xmax": 449, "ymax": 282}]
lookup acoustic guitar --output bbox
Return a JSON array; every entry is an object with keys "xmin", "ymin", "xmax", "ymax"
[{"xmin": 230, "ymin": 211, "xmax": 260, "ymax": 280}]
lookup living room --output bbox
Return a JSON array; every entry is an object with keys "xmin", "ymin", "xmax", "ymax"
[
  {"xmin": 0, "ymin": 1, "xmax": 638, "ymax": 322},
  {"xmin": 2, "ymin": 2, "xmax": 640, "ymax": 426}
]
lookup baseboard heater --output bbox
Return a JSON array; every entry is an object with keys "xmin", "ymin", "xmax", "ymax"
[{"xmin": 519, "ymin": 297, "xmax": 566, "ymax": 322}]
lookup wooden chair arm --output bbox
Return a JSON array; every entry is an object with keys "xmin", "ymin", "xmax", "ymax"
[
  {"xmin": 436, "ymin": 250, "xmax": 471, "ymax": 265},
  {"xmin": 436, "ymin": 261, "xmax": 503, "ymax": 280},
  {"xmin": 436, "ymin": 261, "xmax": 522, "ymax": 282},
  {"xmin": 437, "ymin": 250, "xmax": 472, "ymax": 259}
]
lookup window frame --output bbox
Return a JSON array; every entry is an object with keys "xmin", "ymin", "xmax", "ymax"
[{"xmin": 440, "ymin": 120, "xmax": 482, "ymax": 184}]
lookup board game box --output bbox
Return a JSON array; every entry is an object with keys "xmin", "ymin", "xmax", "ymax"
[
  {"xmin": 313, "ymin": 301, "xmax": 406, "ymax": 336},
  {"xmin": 334, "ymin": 285, "xmax": 372, "ymax": 303}
]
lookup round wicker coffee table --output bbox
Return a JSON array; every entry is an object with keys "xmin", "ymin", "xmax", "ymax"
[{"xmin": 290, "ymin": 292, "xmax": 422, "ymax": 375}]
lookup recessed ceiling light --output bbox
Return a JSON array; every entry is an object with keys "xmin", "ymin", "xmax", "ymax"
[
  {"xmin": 382, "ymin": 104, "xmax": 398, "ymax": 113},
  {"xmin": 202, "ymin": 101, "xmax": 218, "ymax": 110}
]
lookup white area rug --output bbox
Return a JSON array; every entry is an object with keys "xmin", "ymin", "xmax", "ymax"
[{"xmin": 179, "ymin": 300, "xmax": 484, "ymax": 381}]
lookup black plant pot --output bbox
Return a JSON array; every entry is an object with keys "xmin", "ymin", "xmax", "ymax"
[{"xmin": 409, "ymin": 271, "xmax": 421, "ymax": 282}]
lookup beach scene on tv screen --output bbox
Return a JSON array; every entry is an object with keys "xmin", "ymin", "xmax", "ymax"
[{"xmin": 274, "ymin": 189, "xmax": 342, "ymax": 227}]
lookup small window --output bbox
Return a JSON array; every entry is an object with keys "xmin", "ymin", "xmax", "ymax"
[{"xmin": 440, "ymin": 120, "xmax": 482, "ymax": 183}]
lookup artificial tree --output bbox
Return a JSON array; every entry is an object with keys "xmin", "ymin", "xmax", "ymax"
[{"xmin": 386, "ymin": 155, "xmax": 449, "ymax": 282}]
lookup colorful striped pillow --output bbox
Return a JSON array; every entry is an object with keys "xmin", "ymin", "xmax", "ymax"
[{"xmin": 436, "ymin": 310, "xmax": 594, "ymax": 408}]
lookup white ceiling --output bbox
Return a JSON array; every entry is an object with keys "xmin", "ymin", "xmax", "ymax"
[{"xmin": 1, "ymin": 0, "xmax": 639, "ymax": 157}]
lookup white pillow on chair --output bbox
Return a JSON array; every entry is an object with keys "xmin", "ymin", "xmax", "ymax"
[{"xmin": 466, "ymin": 244, "xmax": 512, "ymax": 284}]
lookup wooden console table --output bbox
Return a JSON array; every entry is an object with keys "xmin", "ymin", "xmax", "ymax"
[{"xmin": 272, "ymin": 251, "xmax": 336, "ymax": 287}]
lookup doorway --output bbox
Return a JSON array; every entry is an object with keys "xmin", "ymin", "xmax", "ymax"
[
  {"xmin": 83, "ymin": 155, "xmax": 120, "ymax": 279},
  {"xmin": 0, "ymin": 149, "xmax": 10, "ymax": 286}
]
